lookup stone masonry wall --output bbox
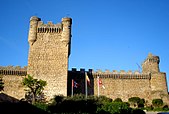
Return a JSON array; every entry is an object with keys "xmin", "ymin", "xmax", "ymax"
[
  {"xmin": 92, "ymin": 71, "xmax": 152, "ymax": 102},
  {"xmin": 150, "ymin": 72, "xmax": 169, "ymax": 103},
  {"xmin": 93, "ymin": 77, "xmax": 151, "ymax": 102},
  {"xmin": 0, "ymin": 67, "xmax": 27, "ymax": 101},
  {"xmin": 3, "ymin": 75, "xmax": 25, "ymax": 100},
  {"xmin": 28, "ymin": 33, "xmax": 69, "ymax": 99}
]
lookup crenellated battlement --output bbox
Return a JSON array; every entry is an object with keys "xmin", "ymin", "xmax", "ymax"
[
  {"xmin": 0, "ymin": 66, "xmax": 27, "ymax": 71},
  {"xmin": 28, "ymin": 16, "xmax": 72, "ymax": 46},
  {"xmin": 142, "ymin": 53, "xmax": 160, "ymax": 73},
  {"xmin": 37, "ymin": 21, "xmax": 62, "ymax": 33},
  {"xmin": 69, "ymin": 68, "xmax": 151, "ymax": 79},
  {"xmin": 0, "ymin": 66, "xmax": 27, "ymax": 76},
  {"xmin": 143, "ymin": 53, "xmax": 160, "ymax": 64},
  {"xmin": 93, "ymin": 69, "xmax": 141, "ymax": 74},
  {"xmin": 92, "ymin": 72, "xmax": 150, "ymax": 79},
  {"xmin": 0, "ymin": 70, "xmax": 27, "ymax": 76}
]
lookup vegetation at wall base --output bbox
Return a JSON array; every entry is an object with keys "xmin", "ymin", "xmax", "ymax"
[
  {"xmin": 47, "ymin": 95, "xmax": 145, "ymax": 114},
  {"xmin": 1, "ymin": 93, "xmax": 169, "ymax": 114},
  {"xmin": 21, "ymin": 95, "xmax": 168, "ymax": 114},
  {"xmin": 152, "ymin": 98, "xmax": 163, "ymax": 108},
  {"xmin": 128, "ymin": 97, "xmax": 145, "ymax": 108}
]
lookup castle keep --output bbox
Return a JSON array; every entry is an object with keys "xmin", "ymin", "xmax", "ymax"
[
  {"xmin": 0, "ymin": 16, "xmax": 169, "ymax": 103},
  {"xmin": 28, "ymin": 16, "xmax": 72, "ymax": 98}
]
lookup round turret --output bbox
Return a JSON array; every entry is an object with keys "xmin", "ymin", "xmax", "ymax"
[
  {"xmin": 28, "ymin": 16, "xmax": 40, "ymax": 45},
  {"xmin": 30, "ymin": 16, "xmax": 40, "ymax": 21},
  {"xmin": 62, "ymin": 17, "xmax": 72, "ymax": 24},
  {"xmin": 61, "ymin": 17, "xmax": 72, "ymax": 56}
]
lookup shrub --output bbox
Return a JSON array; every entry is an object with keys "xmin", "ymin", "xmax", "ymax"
[
  {"xmin": 138, "ymin": 99, "xmax": 145, "ymax": 108},
  {"xmin": 128, "ymin": 97, "xmax": 145, "ymax": 108},
  {"xmin": 49, "ymin": 95, "xmax": 99, "ymax": 114},
  {"xmin": 114, "ymin": 98, "xmax": 122, "ymax": 102},
  {"xmin": 53, "ymin": 95, "xmax": 65, "ymax": 105},
  {"xmin": 144, "ymin": 105, "xmax": 153, "ymax": 111},
  {"xmin": 132, "ymin": 108, "xmax": 145, "ymax": 114},
  {"xmin": 33, "ymin": 102, "xmax": 48, "ymax": 112},
  {"xmin": 163, "ymin": 105, "xmax": 169, "ymax": 111},
  {"xmin": 152, "ymin": 99, "xmax": 163, "ymax": 108},
  {"xmin": 97, "ymin": 102, "xmax": 131, "ymax": 114},
  {"xmin": 97, "ymin": 95, "xmax": 112, "ymax": 103}
]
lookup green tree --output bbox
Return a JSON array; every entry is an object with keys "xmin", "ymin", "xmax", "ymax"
[
  {"xmin": 152, "ymin": 99, "xmax": 163, "ymax": 108},
  {"xmin": 22, "ymin": 75, "xmax": 47, "ymax": 104},
  {"xmin": 0, "ymin": 75, "xmax": 4, "ymax": 91}
]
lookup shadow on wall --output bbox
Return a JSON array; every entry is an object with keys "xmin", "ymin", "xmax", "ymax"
[
  {"xmin": 68, "ymin": 69, "xmax": 94, "ymax": 96},
  {"xmin": 0, "ymin": 93, "xmax": 19, "ymax": 103},
  {"xmin": 0, "ymin": 93, "xmax": 49, "ymax": 114}
]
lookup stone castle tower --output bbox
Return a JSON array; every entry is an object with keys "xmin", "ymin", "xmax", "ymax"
[
  {"xmin": 27, "ymin": 16, "xmax": 72, "ymax": 99},
  {"xmin": 142, "ymin": 53, "xmax": 168, "ymax": 98},
  {"xmin": 142, "ymin": 53, "xmax": 160, "ymax": 73}
]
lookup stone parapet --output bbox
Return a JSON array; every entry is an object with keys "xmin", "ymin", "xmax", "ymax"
[
  {"xmin": 0, "ymin": 70, "xmax": 27, "ymax": 76},
  {"xmin": 92, "ymin": 73, "xmax": 151, "ymax": 79},
  {"xmin": 0, "ymin": 66, "xmax": 27, "ymax": 70},
  {"xmin": 37, "ymin": 21, "xmax": 62, "ymax": 33},
  {"xmin": 0, "ymin": 66, "xmax": 27, "ymax": 76},
  {"xmin": 69, "ymin": 68, "xmax": 151, "ymax": 79}
]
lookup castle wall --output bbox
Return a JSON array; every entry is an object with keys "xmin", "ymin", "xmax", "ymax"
[
  {"xmin": 68, "ymin": 69, "xmax": 151, "ymax": 101},
  {"xmin": 151, "ymin": 72, "xmax": 168, "ymax": 93},
  {"xmin": 150, "ymin": 72, "xmax": 169, "ymax": 103},
  {"xmin": 3, "ymin": 75, "xmax": 25, "ymax": 100},
  {"xmin": 93, "ymin": 77, "xmax": 151, "ymax": 102},
  {"xmin": 0, "ymin": 67, "xmax": 27, "ymax": 101},
  {"xmin": 68, "ymin": 68, "xmax": 169, "ymax": 104},
  {"xmin": 92, "ymin": 72, "xmax": 152, "ymax": 102}
]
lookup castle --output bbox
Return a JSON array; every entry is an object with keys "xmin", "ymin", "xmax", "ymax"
[{"xmin": 0, "ymin": 16, "xmax": 169, "ymax": 104}]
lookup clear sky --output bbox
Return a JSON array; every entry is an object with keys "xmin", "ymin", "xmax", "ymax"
[{"xmin": 0, "ymin": 0, "xmax": 169, "ymax": 86}]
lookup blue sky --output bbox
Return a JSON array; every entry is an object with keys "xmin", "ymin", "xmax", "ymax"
[{"xmin": 0, "ymin": 0, "xmax": 169, "ymax": 85}]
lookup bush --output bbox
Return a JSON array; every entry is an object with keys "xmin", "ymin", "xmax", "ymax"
[
  {"xmin": 144, "ymin": 105, "xmax": 153, "ymax": 111},
  {"xmin": 163, "ymin": 105, "xmax": 169, "ymax": 111},
  {"xmin": 53, "ymin": 95, "xmax": 65, "ymax": 105},
  {"xmin": 152, "ymin": 99, "xmax": 163, "ymax": 108},
  {"xmin": 97, "ymin": 95, "xmax": 112, "ymax": 103},
  {"xmin": 33, "ymin": 102, "xmax": 48, "ymax": 112},
  {"xmin": 97, "ymin": 102, "xmax": 131, "ymax": 114},
  {"xmin": 128, "ymin": 97, "xmax": 145, "ymax": 108},
  {"xmin": 153, "ymin": 107, "xmax": 163, "ymax": 111},
  {"xmin": 49, "ymin": 95, "xmax": 99, "ymax": 114},
  {"xmin": 132, "ymin": 108, "xmax": 145, "ymax": 114},
  {"xmin": 114, "ymin": 98, "xmax": 122, "ymax": 102},
  {"xmin": 138, "ymin": 99, "xmax": 145, "ymax": 108}
]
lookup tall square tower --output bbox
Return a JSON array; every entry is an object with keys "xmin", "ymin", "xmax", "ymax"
[{"xmin": 27, "ymin": 16, "xmax": 72, "ymax": 99}]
